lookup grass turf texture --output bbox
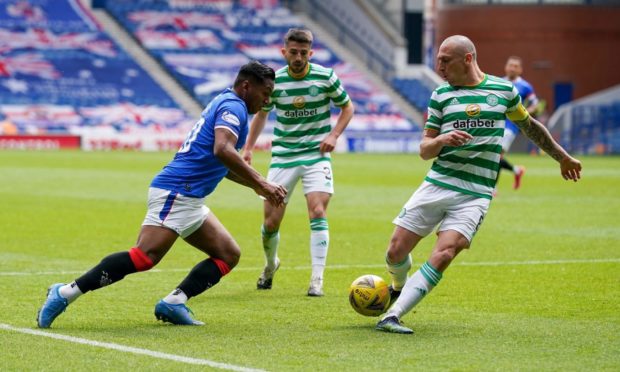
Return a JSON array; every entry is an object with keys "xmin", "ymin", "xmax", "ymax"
[{"xmin": 0, "ymin": 150, "xmax": 618, "ymax": 371}]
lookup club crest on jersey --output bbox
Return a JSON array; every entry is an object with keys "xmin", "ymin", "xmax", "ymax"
[
  {"xmin": 486, "ymin": 94, "xmax": 499, "ymax": 106},
  {"xmin": 465, "ymin": 104, "xmax": 481, "ymax": 117},
  {"xmin": 293, "ymin": 96, "xmax": 306, "ymax": 108},
  {"xmin": 221, "ymin": 111, "xmax": 240, "ymax": 126},
  {"xmin": 308, "ymin": 85, "xmax": 319, "ymax": 97}
]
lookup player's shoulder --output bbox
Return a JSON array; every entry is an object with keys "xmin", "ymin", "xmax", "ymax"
[
  {"xmin": 433, "ymin": 81, "xmax": 454, "ymax": 96},
  {"xmin": 309, "ymin": 63, "xmax": 334, "ymax": 78},
  {"xmin": 486, "ymin": 74, "xmax": 513, "ymax": 87}
]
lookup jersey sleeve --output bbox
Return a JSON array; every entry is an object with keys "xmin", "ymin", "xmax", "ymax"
[
  {"xmin": 522, "ymin": 81, "xmax": 539, "ymax": 107},
  {"xmin": 505, "ymin": 85, "xmax": 529, "ymax": 122},
  {"xmin": 326, "ymin": 69, "xmax": 351, "ymax": 107},
  {"xmin": 425, "ymin": 89, "xmax": 442, "ymax": 131},
  {"xmin": 214, "ymin": 101, "xmax": 247, "ymax": 138}
]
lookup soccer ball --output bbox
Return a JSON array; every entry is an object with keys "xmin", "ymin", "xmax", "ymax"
[{"xmin": 348, "ymin": 274, "xmax": 390, "ymax": 317}]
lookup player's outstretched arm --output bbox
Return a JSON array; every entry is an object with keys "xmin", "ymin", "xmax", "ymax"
[
  {"xmin": 215, "ymin": 128, "xmax": 286, "ymax": 205},
  {"xmin": 514, "ymin": 116, "xmax": 582, "ymax": 182},
  {"xmin": 242, "ymin": 110, "xmax": 269, "ymax": 165}
]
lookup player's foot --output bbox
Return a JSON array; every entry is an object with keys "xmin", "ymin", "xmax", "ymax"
[
  {"xmin": 154, "ymin": 300, "xmax": 204, "ymax": 326},
  {"xmin": 375, "ymin": 315, "xmax": 413, "ymax": 334},
  {"xmin": 37, "ymin": 283, "xmax": 69, "ymax": 328},
  {"xmin": 388, "ymin": 285, "xmax": 401, "ymax": 305},
  {"xmin": 256, "ymin": 259, "xmax": 280, "ymax": 290},
  {"xmin": 307, "ymin": 276, "xmax": 324, "ymax": 297},
  {"xmin": 513, "ymin": 166, "xmax": 525, "ymax": 190}
]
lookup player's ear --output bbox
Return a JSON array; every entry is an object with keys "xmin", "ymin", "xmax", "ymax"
[
  {"xmin": 281, "ymin": 47, "xmax": 287, "ymax": 57},
  {"xmin": 308, "ymin": 49, "xmax": 314, "ymax": 59}
]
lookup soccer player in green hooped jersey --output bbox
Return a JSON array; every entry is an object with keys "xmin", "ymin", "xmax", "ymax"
[
  {"xmin": 243, "ymin": 28, "xmax": 355, "ymax": 297},
  {"xmin": 375, "ymin": 35, "xmax": 582, "ymax": 334}
]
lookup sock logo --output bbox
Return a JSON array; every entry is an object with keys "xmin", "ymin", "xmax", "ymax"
[
  {"xmin": 99, "ymin": 271, "xmax": 112, "ymax": 287},
  {"xmin": 415, "ymin": 287, "xmax": 427, "ymax": 296}
]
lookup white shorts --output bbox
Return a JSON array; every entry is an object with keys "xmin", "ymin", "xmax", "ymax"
[
  {"xmin": 267, "ymin": 160, "xmax": 333, "ymax": 203},
  {"xmin": 142, "ymin": 187, "xmax": 210, "ymax": 238},
  {"xmin": 501, "ymin": 128, "xmax": 517, "ymax": 152},
  {"xmin": 393, "ymin": 181, "xmax": 490, "ymax": 244}
]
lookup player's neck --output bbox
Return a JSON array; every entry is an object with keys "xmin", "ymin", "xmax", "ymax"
[{"xmin": 288, "ymin": 64, "xmax": 310, "ymax": 79}]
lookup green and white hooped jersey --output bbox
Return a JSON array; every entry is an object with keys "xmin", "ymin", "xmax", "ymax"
[
  {"xmin": 263, "ymin": 63, "xmax": 350, "ymax": 169},
  {"xmin": 425, "ymin": 74, "xmax": 521, "ymax": 199}
]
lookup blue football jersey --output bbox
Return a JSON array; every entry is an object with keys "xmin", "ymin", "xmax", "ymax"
[
  {"xmin": 151, "ymin": 88, "xmax": 248, "ymax": 198},
  {"xmin": 504, "ymin": 77, "xmax": 538, "ymax": 134}
]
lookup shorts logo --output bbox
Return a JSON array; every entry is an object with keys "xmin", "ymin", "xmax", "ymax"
[
  {"xmin": 308, "ymin": 85, "xmax": 319, "ymax": 97},
  {"xmin": 323, "ymin": 166, "xmax": 332, "ymax": 180},
  {"xmin": 293, "ymin": 96, "xmax": 305, "ymax": 108},
  {"xmin": 398, "ymin": 208, "xmax": 407, "ymax": 218},
  {"xmin": 486, "ymin": 94, "xmax": 499, "ymax": 106},
  {"xmin": 465, "ymin": 104, "xmax": 481, "ymax": 117},
  {"xmin": 221, "ymin": 111, "xmax": 240, "ymax": 126}
]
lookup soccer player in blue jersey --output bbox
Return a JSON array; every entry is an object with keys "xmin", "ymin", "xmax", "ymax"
[
  {"xmin": 37, "ymin": 61, "xmax": 287, "ymax": 328},
  {"xmin": 501, "ymin": 56, "xmax": 540, "ymax": 190}
]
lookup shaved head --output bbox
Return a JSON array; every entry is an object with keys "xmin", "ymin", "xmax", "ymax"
[
  {"xmin": 440, "ymin": 35, "xmax": 477, "ymax": 60},
  {"xmin": 436, "ymin": 35, "xmax": 483, "ymax": 87}
]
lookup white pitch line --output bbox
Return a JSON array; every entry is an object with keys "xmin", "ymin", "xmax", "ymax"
[
  {"xmin": 1, "ymin": 258, "xmax": 619, "ymax": 277},
  {"xmin": 0, "ymin": 323, "xmax": 265, "ymax": 372}
]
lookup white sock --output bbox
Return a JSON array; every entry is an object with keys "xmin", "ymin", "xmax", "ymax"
[
  {"xmin": 386, "ymin": 254, "xmax": 412, "ymax": 291},
  {"xmin": 59, "ymin": 282, "xmax": 83, "ymax": 304},
  {"xmin": 261, "ymin": 225, "xmax": 280, "ymax": 270},
  {"xmin": 163, "ymin": 288, "xmax": 188, "ymax": 305},
  {"xmin": 384, "ymin": 261, "xmax": 442, "ymax": 319},
  {"xmin": 310, "ymin": 218, "xmax": 329, "ymax": 279}
]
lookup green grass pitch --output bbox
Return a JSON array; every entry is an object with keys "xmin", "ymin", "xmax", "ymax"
[{"xmin": 0, "ymin": 150, "xmax": 618, "ymax": 371}]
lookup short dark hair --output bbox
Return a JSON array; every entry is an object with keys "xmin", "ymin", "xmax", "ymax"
[
  {"xmin": 234, "ymin": 60, "xmax": 275, "ymax": 87},
  {"xmin": 284, "ymin": 28, "xmax": 313, "ymax": 46}
]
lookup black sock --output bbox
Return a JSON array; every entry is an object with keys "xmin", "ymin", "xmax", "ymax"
[
  {"xmin": 74, "ymin": 252, "xmax": 137, "ymax": 293},
  {"xmin": 178, "ymin": 259, "xmax": 223, "ymax": 299},
  {"xmin": 499, "ymin": 158, "xmax": 514, "ymax": 172}
]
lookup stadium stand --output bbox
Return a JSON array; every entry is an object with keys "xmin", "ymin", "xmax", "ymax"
[
  {"xmin": 0, "ymin": 0, "xmax": 191, "ymax": 138},
  {"xmin": 548, "ymin": 85, "xmax": 620, "ymax": 154},
  {"xmin": 101, "ymin": 0, "xmax": 422, "ymax": 152}
]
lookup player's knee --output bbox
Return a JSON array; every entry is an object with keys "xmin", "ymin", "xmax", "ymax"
[
  {"xmin": 263, "ymin": 220, "xmax": 280, "ymax": 233},
  {"xmin": 219, "ymin": 245, "xmax": 240, "ymax": 269}
]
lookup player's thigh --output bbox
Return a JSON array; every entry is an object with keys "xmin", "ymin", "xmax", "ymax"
[
  {"xmin": 267, "ymin": 166, "xmax": 302, "ymax": 203},
  {"xmin": 183, "ymin": 212, "xmax": 240, "ymax": 267},
  {"xmin": 301, "ymin": 161, "xmax": 334, "ymax": 196}
]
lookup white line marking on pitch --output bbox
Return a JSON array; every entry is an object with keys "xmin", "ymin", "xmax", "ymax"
[
  {"xmin": 1, "ymin": 258, "xmax": 619, "ymax": 276},
  {"xmin": 0, "ymin": 323, "xmax": 265, "ymax": 372}
]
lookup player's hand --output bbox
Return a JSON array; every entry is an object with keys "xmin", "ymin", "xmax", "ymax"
[
  {"xmin": 560, "ymin": 156, "xmax": 582, "ymax": 182},
  {"xmin": 439, "ymin": 130, "xmax": 473, "ymax": 147},
  {"xmin": 319, "ymin": 134, "xmax": 338, "ymax": 153},
  {"xmin": 259, "ymin": 181, "xmax": 287, "ymax": 207},
  {"xmin": 242, "ymin": 149, "xmax": 253, "ymax": 165}
]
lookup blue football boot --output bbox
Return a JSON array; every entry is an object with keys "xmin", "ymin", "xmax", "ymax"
[
  {"xmin": 37, "ymin": 283, "xmax": 68, "ymax": 328},
  {"xmin": 154, "ymin": 300, "xmax": 204, "ymax": 326}
]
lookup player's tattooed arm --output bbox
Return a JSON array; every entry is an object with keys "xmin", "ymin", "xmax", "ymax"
[{"xmin": 514, "ymin": 116, "xmax": 568, "ymax": 163}]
